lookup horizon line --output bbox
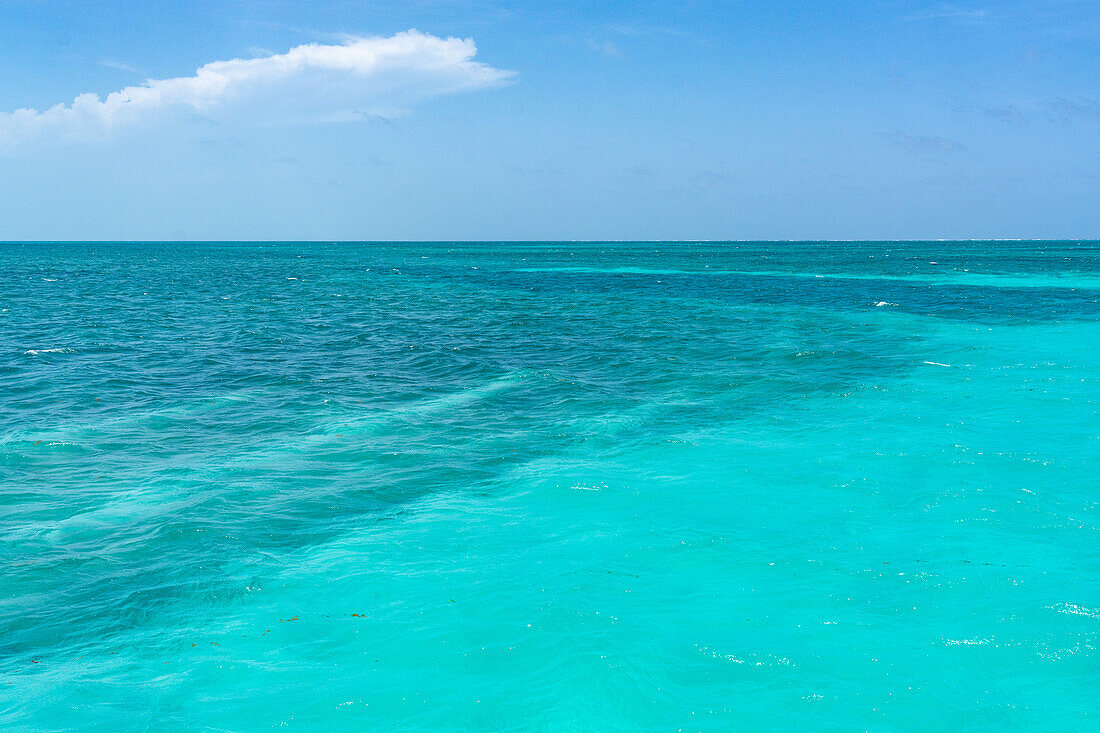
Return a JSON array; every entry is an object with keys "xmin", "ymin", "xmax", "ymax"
[{"xmin": 2, "ymin": 238, "xmax": 1099, "ymax": 244}]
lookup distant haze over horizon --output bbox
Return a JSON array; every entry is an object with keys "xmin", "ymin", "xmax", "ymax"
[{"xmin": 0, "ymin": 0, "xmax": 1097, "ymax": 240}]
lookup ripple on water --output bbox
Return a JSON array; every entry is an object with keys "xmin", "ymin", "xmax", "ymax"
[{"xmin": 0, "ymin": 241, "xmax": 1097, "ymax": 730}]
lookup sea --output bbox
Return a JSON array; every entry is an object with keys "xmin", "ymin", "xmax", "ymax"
[{"xmin": 1, "ymin": 241, "xmax": 1097, "ymax": 730}]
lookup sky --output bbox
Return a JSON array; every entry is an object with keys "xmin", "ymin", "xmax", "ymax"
[{"xmin": 0, "ymin": 0, "xmax": 1097, "ymax": 240}]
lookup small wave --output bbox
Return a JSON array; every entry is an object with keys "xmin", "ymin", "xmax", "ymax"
[
  {"xmin": 874, "ymin": 301, "xmax": 898, "ymax": 307},
  {"xmin": 25, "ymin": 348, "xmax": 75, "ymax": 356}
]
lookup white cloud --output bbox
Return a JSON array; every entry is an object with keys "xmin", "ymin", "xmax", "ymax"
[{"xmin": 0, "ymin": 30, "xmax": 514, "ymax": 148}]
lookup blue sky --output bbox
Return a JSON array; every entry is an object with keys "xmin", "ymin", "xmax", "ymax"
[{"xmin": 0, "ymin": 0, "xmax": 1097, "ymax": 240}]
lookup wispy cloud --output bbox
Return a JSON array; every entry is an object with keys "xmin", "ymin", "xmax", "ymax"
[
  {"xmin": 618, "ymin": 166, "xmax": 654, "ymax": 179},
  {"xmin": 0, "ymin": 30, "xmax": 514, "ymax": 149},
  {"xmin": 982, "ymin": 104, "xmax": 1029, "ymax": 125},
  {"xmin": 904, "ymin": 4, "xmax": 990, "ymax": 22},
  {"xmin": 692, "ymin": 171, "xmax": 733, "ymax": 189},
  {"xmin": 605, "ymin": 23, "xmax": 690, "ymax": 38},
  {"xmin": 974, "ymin": 98, "xmax": 1100, "ymax": 125},
  {"xmin": 587, "ymin": 39, "xmax": 625, "ymax": 58},
  {"xmin": 1050, "ymin": 97, "xmax": 1100, "ymax": 121},
  {"xmin": 100, "ymin": 59, "xmax": 144, "ymax": 75},
  {"xmin": 507, "ymin": 162, "xmax": 565, "ymax": 176},
  {"xmin": 883, "ymin": 131, "xmax": 967, "ymax": 155}
]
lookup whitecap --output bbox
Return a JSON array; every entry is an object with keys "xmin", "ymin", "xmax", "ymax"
[{"xmin": 25, "ymin": 348, "xmax": 75, "ymax": 355}]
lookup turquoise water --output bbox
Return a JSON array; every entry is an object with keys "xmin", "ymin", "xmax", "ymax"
[{"xmin": 1, "ymin": 241, "xmax": 1098, "ymax": 730}]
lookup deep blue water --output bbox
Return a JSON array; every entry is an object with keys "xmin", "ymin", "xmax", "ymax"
[{"xmin": 1, "ymin": 241, "xmax": 1098, "ymax": 730}]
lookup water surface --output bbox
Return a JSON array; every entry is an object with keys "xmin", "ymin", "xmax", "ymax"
[{"xmin": 1, "ymin": 241, "xmax": 1098, "ymax": 729}]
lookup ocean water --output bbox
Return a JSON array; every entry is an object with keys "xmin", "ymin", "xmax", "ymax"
[{"xmin": 1, "ymin": 241, "xmax": 1097, "ymax": 731}]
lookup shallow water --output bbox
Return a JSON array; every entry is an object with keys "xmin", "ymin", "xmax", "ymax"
[{"xmin": 1, "ymin": 241, "xmax": 1098, "ymax": 730}]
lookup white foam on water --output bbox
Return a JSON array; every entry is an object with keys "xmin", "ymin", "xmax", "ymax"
[
  {"xmin": 206, "ymin": 372, "xmax": 529, "ymax": 472},
  {"xmin": 24, "ymin": 348, "xmax": 75, "ymax": 355},
  {"xmin": 40, "ymin": 490, "xmax": 189, "ymax": 545},
  {"xmin": 6, "ymin": 391, "xmax": 258, "ymax": 442}
]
